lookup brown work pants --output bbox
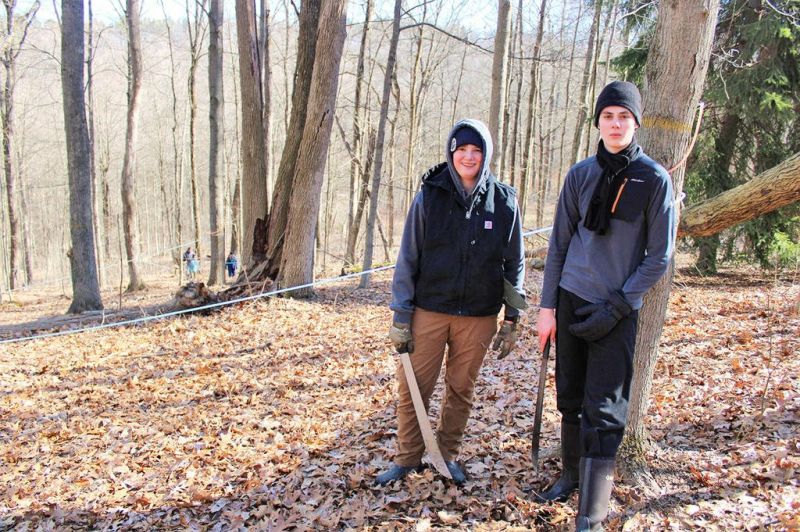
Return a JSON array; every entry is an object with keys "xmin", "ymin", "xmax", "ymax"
[{"xmin": 394, "ymin": 308, "xmax": 498, "ymax": 467}]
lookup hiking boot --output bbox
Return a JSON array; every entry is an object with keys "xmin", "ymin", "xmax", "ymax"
[
  {"xmin": 445, "ymin": 460, "xmax": 467, "ymax": 485},
  {"xmin": 575, "ymin": 457, "xmax": 615, "ymax": 531},
  {"xmin": 375, "ymin": 464, "xmax": 422, "ymax": 486},
  {"xmin": 536, "ymin": 422, "xmax": 581, "ymax": 502}
]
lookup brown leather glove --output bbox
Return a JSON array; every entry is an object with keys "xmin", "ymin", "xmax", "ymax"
[
  {"xmin": 388, "ymin": 321, "xmax": 414, "ymax": 353},
  {"xmin": 492, "ymin": 320, "xmax": 518, "ymax": 359}
]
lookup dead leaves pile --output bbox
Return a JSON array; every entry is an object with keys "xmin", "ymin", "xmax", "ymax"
[{"xmin": 0, "ymin": 268, "xmax": 797, "ymax": 530}]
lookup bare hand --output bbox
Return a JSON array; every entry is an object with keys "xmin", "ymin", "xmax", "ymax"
[{"xmin": 536, "ymin": 308, "xmax": 556, "ymax": 352}]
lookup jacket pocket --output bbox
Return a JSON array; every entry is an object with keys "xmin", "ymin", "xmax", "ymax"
[{"xmin": 611, "ymin": 178, "xmax": 649, "ymax": 223}]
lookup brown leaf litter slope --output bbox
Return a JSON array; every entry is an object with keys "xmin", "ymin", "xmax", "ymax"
[{"xmin": 0, "ymin": 268, "xmax": 797, "ymax": 530}]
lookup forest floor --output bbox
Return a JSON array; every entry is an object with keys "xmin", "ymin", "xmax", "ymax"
[{"xmin": 0, "ymin": 263, "xmax": 797, "ymax": 530}]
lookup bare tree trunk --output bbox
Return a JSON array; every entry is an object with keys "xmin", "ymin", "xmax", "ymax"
[
  {"xmin": 680, "ymin": 152, "xmax": 800, "ymax": 238},
  {"xmin": 509, "ymin": 0, "xmax": 524, "ymax": 189},
  {"xmin": 387, "ymin": 72, "xmax": 400, "ymax": 248},
  {"xmin": 570, "ymin": 0, "xmax": 602, "ymax": 165},
  {"xmin": 236, "ymin": 0, "xmax": 268, "ymax": 267},
  {"xmin": 558, "ymin": 0, "xmax": 583, "ymax": 189},
  {"xmin": 344, "ymin": 0, "xmax": 373, "ymax": 266},
  {"xmin": 265, "ymin": 0, "xmax": 321, "ymax": 276},
  {"xmin": 520, "ymin": 0, "xmax": 548, "ymax": 224},
  {"xmin": 227, "ymin": 22, "xmax": 242, "ymax": 258},
  {"xmin": 277, "ymin": 0, "xmax": 347, "ymax": 293},
  {"xmin": 619, "ymin": 0, "xmax": 719, "ymax": 489},
  {"xmin": 186, "ymin": 0, "xmax": 207, "ymax": 260},
  {"xmin": 207, "ymin": 0, "xmax": 224, "ymax": 285},
  {"xmin": 359, "ymin": 0, "xmax": 401, "ymax": 288},
  {"xmin": 61, "ymin": 0, "xmax": 103, "ymax": 313},
  {"xmin": 0, "ymin": 0, "xmax": 37, "ymax": 289},
  {"xmin": 260, "ymin": 0, "xmax": 272, "ymax": 202},
  {"xmin": 120, "ymin": 0, "xmax": 145, "ymax": 291},
  {"xmin": 489, "ymin": 0, "xmax": 511, "ymax": 169},
  {"xmin": 86, "ymin": 0, "xmax": 101, "ymax": 287}
]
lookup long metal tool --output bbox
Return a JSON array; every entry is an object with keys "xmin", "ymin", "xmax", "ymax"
[
  {"xmin": 531, "ymin": 339, "xmax": 551, "ymax": 471},
  {"xmin": 398, "ymin": 349, "xmax": 452, "ymax": 479}
]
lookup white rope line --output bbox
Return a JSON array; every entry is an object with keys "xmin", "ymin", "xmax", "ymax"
[{"xmin": 1, "ymin": 226, "xmax": 554, "ymax": 345}]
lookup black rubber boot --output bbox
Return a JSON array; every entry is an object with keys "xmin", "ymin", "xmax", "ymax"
[
  {"xmin": 445, "ymin": 460, "xmax": 467, "ymax": 485},
  {"xmin": 575, "ymin": 457, "xmax": 615, "ymax": 531},
  {"xmin": 536, "ymin": 422, "xmax": 581, "ymax": 502},
  {"xmin": 375, "ymin": 464, "xmax": 422, "ymax": 486}
]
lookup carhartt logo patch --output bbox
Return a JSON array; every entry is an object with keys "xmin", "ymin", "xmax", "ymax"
[
  {"xmin": 484, "ymin": 220, "xmax": 493, "ymax": 229},
  {"xmin": 450, "ymin": 138, "xmax": 456, "ymax": 152}
]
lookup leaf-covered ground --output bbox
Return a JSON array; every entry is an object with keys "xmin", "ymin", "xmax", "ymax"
[{"xmin": 0, "ymin": 267, "xmax": 797, "ymax": 530}]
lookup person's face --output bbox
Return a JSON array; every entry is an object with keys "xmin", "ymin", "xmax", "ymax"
[
  {"xmin": 598, "ymin": 106, "xmax": 638, "ymax": 153},
  {"xmin": 452, "ymin": 143, "xmax": 483, "ymax": 182}
]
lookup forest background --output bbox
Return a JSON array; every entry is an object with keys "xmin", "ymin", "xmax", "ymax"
[
  {"xmin": 0, "ymin": 0, "xmax": 798, "ymax": 529},
  {"xmin": 1, "ymin": 0, "xmax": 794, "ymax": 301}
]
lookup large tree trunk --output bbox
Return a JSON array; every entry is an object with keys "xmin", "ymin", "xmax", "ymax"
[
  {"xmin": 61, "ymin": 0, "xmax": 103, "ymax": 313},
  {"xmin": 120, "ymin": 0, "xmax": 145, "ymax": 292},
  {"xmin": 207, "ymin": 0, "xmax": 224, "ymax": 285},
  {"xmin": 619, "ymin": 0, "xmax": 720, "ymax": 490},
  {"xmin": 276, "ymin": 0, "xmax": 347, "ymax": 294},
  {"xmin": 489, "ymin": 0, "xmax": 511, "ymax": 169},
  {"xmin": 359, "ymin": 0, "xmax": 401, "ymax": 288},
  {"xmin": 235, "ymin": 0, "xmax": 268, "ymax": 267},
  {"xmin": 680, "ymin": 151, "xmax": 800, "ymax": 238},
  {"xmin": 264, "ymin": 0, "xmax": 321, "ymax": 275}
]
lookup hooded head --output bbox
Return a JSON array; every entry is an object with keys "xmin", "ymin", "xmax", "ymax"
[
  {"xmin": 445, "ymin": 119, "xmax": 493, "ymax": 195},
  {"xmin": 593, "ymin": 81, "xmax": 642, "ymax": 127}
]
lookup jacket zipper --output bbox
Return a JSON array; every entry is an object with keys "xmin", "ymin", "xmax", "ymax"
[{"xmin": 611, "ymin": 177, "xmax": 628, "ymax": 214}]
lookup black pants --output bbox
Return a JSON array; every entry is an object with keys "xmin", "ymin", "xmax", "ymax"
[{"xmin": 555, "ymin": 288, "xmax": 638, "ymax": 458}]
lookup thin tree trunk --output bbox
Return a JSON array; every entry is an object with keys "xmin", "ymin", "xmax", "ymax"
[
  {"xmin": 558, "ymin": 0, "xmax": 582, "ymax": 189},
  {"xmin": 62, "ymin": 0, "xmax": 103, "ymax": 312},
  {"xmin": 570, "ymin": 0, "xmax": 602, "ymax": 165},
  {"xmin": 509, "ymin": 0, "xmax": 524, "ymax": 190},
  {"xmin": 207, "ymin": 0, "xmax": 224, "ymax": 285},
  {"xmin": 120, "ymin": 0, "xmax": 145, "ymax": 291},
  {"xmin": 260, "ymin": 0, "xmax": 272, "ymax": 203},
  {"xmin": 489, "ymin": 0, "xmax": 511, "ymax": 168},
  {"xmin": 86, "ymin": 0, "xmax": 101, "ymax": 287},
  {"xmin": 619, "ymin": 0, "xmax": 720, "ymax": 489},
  {"xmin": 520, "ymin": 0, "xmax": 548, "ymax": 224},
  {"xmin": 344, "ymin": 0, "xmax": 373, "ymax": 266},
  {"xmin": 277, "ymin": 0, "xmax": 347, "ymax": 293},
  {"xmin": 359, "ymin": 0, "xmax": 401, "ymax": 288}
]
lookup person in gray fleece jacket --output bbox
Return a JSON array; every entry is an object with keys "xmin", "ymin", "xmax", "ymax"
[{"xmin": 535, "ymin": 81, "xmax": 675, "ymax": 531}]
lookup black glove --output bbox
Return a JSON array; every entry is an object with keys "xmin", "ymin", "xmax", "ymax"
[
  {"xmin": 568, "ymin": 290, "xmax": 632, "ymax": 341},
  {"xmin": 388, "ymin": 322, "xmax": 414, "ymax": 353}
]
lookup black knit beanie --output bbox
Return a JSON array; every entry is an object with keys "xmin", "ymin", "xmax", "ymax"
[
  {"xmin": 449, "ymin": 126, "xmax": 484, "ymax": 153},
  {"xmin": 593, "ymin": 80, "xmax": 642, "ymax": 127}
]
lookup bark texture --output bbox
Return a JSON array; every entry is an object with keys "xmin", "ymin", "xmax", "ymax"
[
  {"xmin": 120, "ymin": 0, "xmax": 145, "ymax": 291},
  {"xmin": 61, "ymin": 0, "xmax": 103, "ymax": 312},
  {"xmin": 235, "ymin": 0, "xmax": 268, "ymax": 267},
  {"xmin": 277, "ymin": 0, "xmax": 347, "ymax": 294},
  {"xmin": 679, "ymin": 151, "xmax": 800, "ymax": 238},
  {"xmin": 619, "ymin": 0, "xmax": 720, "ymax": 486},
  {"xmin": 489, "ymin": 0, "xmax": 511, "ymax": 168},
  {"xmin": 207, "ymin": 0, "xmax": 224, "ymax": 285}
]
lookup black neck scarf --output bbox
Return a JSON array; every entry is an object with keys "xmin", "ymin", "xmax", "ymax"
[{"xmin": 584, "ymin": 139, "xmax": 642, "ymax": 234}]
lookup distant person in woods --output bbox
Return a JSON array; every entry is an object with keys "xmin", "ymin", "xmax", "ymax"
[
  {"xmin": 377, "ymin": 119, "xmax": 526, "ymax": 486},
  {"xmin": 225, "ymin": 253, "xmax": 238, "ymax": 278},
  {"xmin": 183, "ymin": 247, "xmax": 199, "ymax": 281},
  {"xmin": 535, "ymin": 81, "xmax": 675, "ymax": 531}
]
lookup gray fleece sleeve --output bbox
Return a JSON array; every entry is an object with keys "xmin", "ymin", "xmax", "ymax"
[
  {"xmin": 390, "ymin": 191, "xmax": 425, "ymax": 324},
  {"xmin": 621, "ymin": 170, "xmax": 675, "ymax": 302},
  {"xmin": 503, "ymin": 198, "xmax": 525, "ymax": 319},
  {"xmin": 540, "ymin": 169, "xmax": 581, "ymax": 309}
]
